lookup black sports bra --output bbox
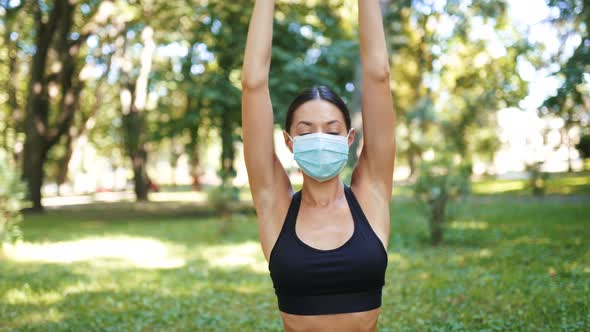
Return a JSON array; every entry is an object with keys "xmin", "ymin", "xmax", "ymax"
[{"xmin": 268, "ymin": 184, "xmax": 388, "ymax": 315}]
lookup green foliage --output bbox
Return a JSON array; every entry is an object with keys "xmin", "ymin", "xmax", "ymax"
[
  {"xmin": 208, "ymin": 181, "xmax": 239, "ymax": 211},
  {"xmin": 207, "ymin": 179, "xmax": 240, "ymax": 235},
  {"xmin": 384, "ymin": 0, "xmax": 529, "ymax": 178},
  {"xmin": 413, "ymin": 151, "xmax": 471, "ymax": 245},
  {"xmin": 575, "ymin": 134, "xmax": 590, "ymax": 159},
  {"xmin": 0, "ymin": 150, "xmax": 25, "ymax": 247},
  {"xmin": 414, "ymin": 155, "xmax": 472, "ymax": 203},
  {"xmin": 541, "ymin": 1, "xmax": 589, "ymax": 134},
  {"xmin": 525, "ymin": 161, "xmax": 550, "ymax": 197},
  {"xmin": 269, "ymin": 2, "xmax": 357, "ymax": 127}
]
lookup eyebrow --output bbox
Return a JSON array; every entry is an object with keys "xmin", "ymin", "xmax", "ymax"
[{"xmin": 296, "ymin": 120, "xmax": 341, "ymax": 127}]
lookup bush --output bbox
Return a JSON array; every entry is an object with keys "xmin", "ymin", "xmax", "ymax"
[
  {"xmin": 525, "ymin": 161, "xmax": 549, "ymax": 196},
  {"xmin": 207, "ymin": 179, "xmax": 239, "ymax": 235},
  {"xmin": 413, "ymin": 153, "xmax": 471, "ymax": 246},
  {"xmin": 0, "ymin": 151, "xmax": 26, "ymax": 249}
]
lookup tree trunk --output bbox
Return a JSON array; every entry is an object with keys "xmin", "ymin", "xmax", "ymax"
[
  {"xmin": 218, "ymin": 102, "xmax": 240, "ymax": 202},
  {"xmin": 56, "ymin": 133, "xmax": 74, "ymax": 196},
  {"xmin": 220, "ymin": 109, "xmax": 236, "ymax": 179},
  {"xmin": 187, "ymin": 103, "xmax": 202, "ymax": 191},
  {"xmin": 133, "ymin": 147, "xmax": 150, "ymax": 201},
  {"xmin": 190, "ymin": 143, "xmax": 202, "ymax": 191},
  {"xmin": 170, "ymin": 137, "xmax": 184, "ymax": 188},
  {"xmin": 407, "ymin": 142, "xmax": 421, "ymax": 180},
  {"xmin": 182, "ymin": 50, "xmax": 203, "ymax": 191},
  {"xmin": 429, "ymin": 193, "xmax": 447, "ymax": 246},
  {"xmin": 21, "ymin": 0, "xmax": 89, "ymax": 211},
  {"xmin": 119, "ymin": 26, "xmax": 155, "ymax": 201},
  {"xmin": 430, "ymin": 218, "xmax": 443, "ymax": 246},
  {"xmin": 21, "ymin": 0, "xmax": 65, "ymax": 212},
  {"xmin": 22, "ymin": 135, "xmax": 47, "ymax": 212},
  {"xmin": 123, "ymin": 110, "xmax": 150, "ymax": 201},
  {"xmin": 564, "ymin": 124, "xmax": 573, "ymax": 172}
]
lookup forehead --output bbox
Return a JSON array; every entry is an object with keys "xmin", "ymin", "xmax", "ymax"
[{"xmin": 292, "ymin": 99, "xmax": 345, "ymax": 126}]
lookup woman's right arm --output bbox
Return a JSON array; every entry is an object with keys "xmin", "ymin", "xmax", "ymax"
[{"xmin": 241, "ymin": 0, "xmax": 291, "ymax": 211}]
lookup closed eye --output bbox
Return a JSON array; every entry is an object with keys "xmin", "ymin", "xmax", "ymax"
[{"xmin": 299, "ymin": 132, "xmax": 339, "ymax": 136}]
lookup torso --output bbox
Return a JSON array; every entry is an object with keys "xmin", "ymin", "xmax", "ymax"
[
  {"xmin": 256, "ymin": 181, "xmax": 390, "ymax": 332},
  {"xmin": 260, "ymin": 183, "xmax": 389, "ymax": 262},
  {"xmin": 279, "ymin": 307, "xmax": 381, "ymax": 332}
]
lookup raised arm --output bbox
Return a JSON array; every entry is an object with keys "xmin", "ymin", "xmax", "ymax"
[
  {"xmin": 241, "ymin": 0, "xmax": 291, "ymax": 209},
  {"xmin": 353, "ymin": 0, "xmax": 396, "ymax": 197},
  {"xmin": 241, "ymin": 0, "xmax": 274, "ymax": 89}
]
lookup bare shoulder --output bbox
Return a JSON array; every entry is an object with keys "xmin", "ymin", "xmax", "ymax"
[{"xmin": 350, "ymin": 164, "xmax": 391, "ymax": 250}]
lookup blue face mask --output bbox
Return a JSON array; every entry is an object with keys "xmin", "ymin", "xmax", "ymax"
[{"xmin": 287, "ymin": 129, "xmax": 352, "ymax": 182}]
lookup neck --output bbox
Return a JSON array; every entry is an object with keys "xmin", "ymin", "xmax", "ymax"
[{"xmin": 300, "ymin": 176, "xmax": 345, "ymax": 208}]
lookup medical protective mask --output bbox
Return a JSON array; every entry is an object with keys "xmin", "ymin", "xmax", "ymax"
[{"xmin": 287, "ymin": 129, "xmax": 352, "ymax": 182}]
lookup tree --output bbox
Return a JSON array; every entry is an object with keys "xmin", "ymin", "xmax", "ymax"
[
  {"xmin": 54, "ymin": 29, "xmax": 117, "ymax": 195},
  {"xmin": 541, "ymin": 0, "xmax": 589, "ymax": 172},
  {"xmin": 21, "ymin": 0, "xmax": 113, "ymax": 211},
  {"xmin": 383, "ymin": 0, "xmax": 528, "ymax": 180},
  {"xmin": 119, "ymin": 25, "xmax": 156, "ymax": 201},
  {"xmin": 413, "ymin": 149, "xmax": 471, "ymax": 246},
  {"xmin": 381, "ymin": 0, "xmax": 528, "ymax": 244},
  {"xmin": 384, "ymin": 0, "xmax": 438, "ymax": 178}
]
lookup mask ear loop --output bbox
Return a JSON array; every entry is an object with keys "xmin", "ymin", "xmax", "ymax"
[{"xmin": 346, "ymin": 128, "xmax": 353, "ymax": 139}]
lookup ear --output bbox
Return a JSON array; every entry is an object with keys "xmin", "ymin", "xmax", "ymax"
[
  {"xmin": 347, "ymin": 128, "xmax": 356, "ymax": 147},
  {"xmin": 283, "ymin": 130, "xmax": 294, "ymax": 153}
]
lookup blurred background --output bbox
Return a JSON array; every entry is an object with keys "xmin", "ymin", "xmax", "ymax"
[{"xmin": 0, "ymin": 0, "xmax": 588, "ymax": 331}]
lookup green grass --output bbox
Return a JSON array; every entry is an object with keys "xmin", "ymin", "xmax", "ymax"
[
  {"xmin": 471, "ymin": 171, "xmax": 590, "ymax": 196},
  {"xmin": 1, "ymin": 175, "xmax": 589, "ymax": 331},
  {"xmin": 391, "ymin": 170, "xmax": 590, "ymax": 198}
]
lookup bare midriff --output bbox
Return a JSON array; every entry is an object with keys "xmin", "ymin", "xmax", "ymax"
[{"xmin": 279, "ymin": 307, "xmax": 380, "ymax": 332}]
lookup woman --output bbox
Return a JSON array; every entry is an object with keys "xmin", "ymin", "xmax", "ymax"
[{"xmin": 241, "ymin": 0, "xmax": 395, "ymax": 331}]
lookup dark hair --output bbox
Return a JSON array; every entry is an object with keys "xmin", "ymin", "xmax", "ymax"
[{"xmin": 285, "ymin": 85, "xmax": 351, "ymax": 134}]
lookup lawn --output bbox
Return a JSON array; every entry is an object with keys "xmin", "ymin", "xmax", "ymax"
[
  {"xmin": 1, "ymin": 173, "xmax": 589, "ymax": 331},
  {"xmin": 471, "ymin": 171, "xmax": 590, "ymax": 196}
]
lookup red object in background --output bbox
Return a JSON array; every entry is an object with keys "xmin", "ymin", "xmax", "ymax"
[{"xmin": 148, "ymin": 179, "xmax": 160, "ymax": 192}]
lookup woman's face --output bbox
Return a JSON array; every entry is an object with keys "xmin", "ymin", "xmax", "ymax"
[{"xmin": 284, "ymin": 99, "xmax": 355, "ymax": 152}]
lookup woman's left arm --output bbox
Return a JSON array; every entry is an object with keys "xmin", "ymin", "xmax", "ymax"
[{"xmin": 353, "ymin": 0, "xmax": 396, "ymax": 198}]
